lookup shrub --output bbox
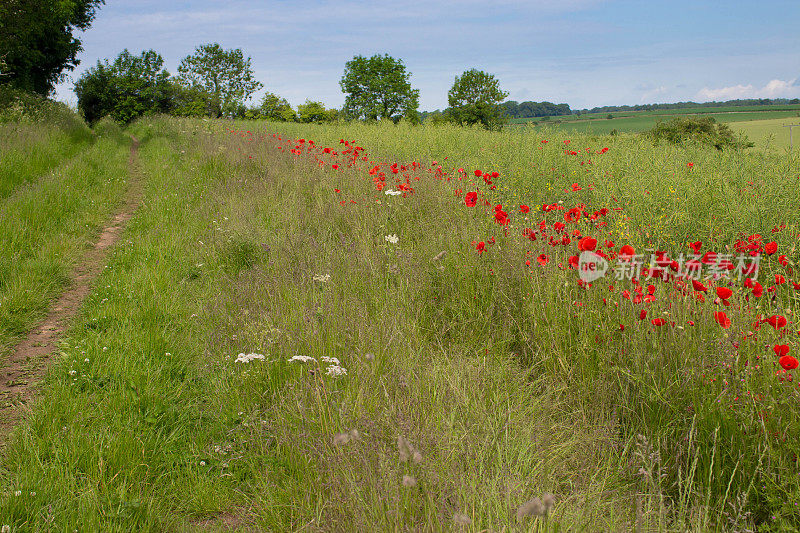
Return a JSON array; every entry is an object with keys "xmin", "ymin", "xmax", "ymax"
[{"xmin": 646, "ymin": 116, "xmax": 754, "ymax": 150}]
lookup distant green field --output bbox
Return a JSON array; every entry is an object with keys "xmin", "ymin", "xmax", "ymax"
[
  {"xmin": 732, "ymin": 117, "xmax": 800, "ymax": 150},
  {"xmin": 510, "ymin": 105, "xmax": 800, "ymax": 136}
]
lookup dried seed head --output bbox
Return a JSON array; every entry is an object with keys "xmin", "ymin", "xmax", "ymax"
[
  {"xmin": 412, "ymin": 450, "xmax": 423, "ymax": 464},
  {"xmin": 333, "ymin": 432, "xmax": 350, "ymax": 446},
  {"xmin": 364, "ymin": 352, "xmax": 375, "ymax": 361},
  {"xmin": 516, "ymin": 497, "xmax": 545, "ymax": 521},
  {"xmin": 432, "ymin": 250, "xmax": 447, "ymax": 262},
  {"xmin": 348, "ymin": 428, "xmax": 360, "ymax": 440},
  {"xmin": 402, "ymin": 475, "xmax": 417, "ymax": 487},
  {"xmin": 452, "ymin": 513, "xmax": 472, "ymax": 526},
  {"xmin": 397, "ymin": 435, "xmax": 413, "ymax": 462},
  {"xmin": 542, "ymin": 493, "xmax": 556, "ymax": 511}
]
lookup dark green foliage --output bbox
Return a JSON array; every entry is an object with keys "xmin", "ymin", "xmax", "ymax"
[
  {"xmin": 0, "ymin": 0, "xmax": 104, "ymax": 95},
  {"xmin": 177, "ymin": 43, "xmax": 262, "ymax": 118},
  {"xmin": 258, "ymin": 92, "xmax": 297, "ymax": 122},
  {"xmin": 340, "ymin": 54, "xmax": 419, "ymax": 123},
  {"xmin": 447, "ymin": 69, "xmax": 509, "ymax": 131},
  {"xmin": 646, "ymin": 116, "xmax": 754, "ymax": 150},
  {"xmin": 296, "ymin": 101, "xmax": 337, "ymax": 123},
  {"xmin": 74, "ymin": 50, "xmax": 174, "ymax": 124},
  {"xmin": 500, "ymin": 100, "xmax": 571, "ymax": 119}
]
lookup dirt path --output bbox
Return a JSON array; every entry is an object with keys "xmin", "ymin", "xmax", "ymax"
[{"xmin": 0, "ymin": 137, "xmax": 143, "ymax": 448}]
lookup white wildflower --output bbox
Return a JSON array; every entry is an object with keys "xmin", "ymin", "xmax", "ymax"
[
  {"xmin": 325, "ymin": 365, "xmax": 347, "ymax": 377},
  {"xmin": 312, "ymin": 273, "xmax": 331, "ymax": 283},
  {"xmin": 288, "ymin": 355, "xmax": 316, "ymax": 364},
  {"xmin": 385, "ymin": 234, "xmax": 399, "ymax": 244},
  {"xmin": 384, "ymin": 189, "xmax": 402, "ymax": 196},
  {"xmin": 68, "ymin": 370, "xmax": 77, "ymax": 376},
  {"xmin": 14, "ymin": 491, "xmax": 21, "ymax": 496},
  {"xmin": 199, "ymin": 461, "xmax": 206, "ymax": 466},
  {"xmin": 321, "ymin": 356, "xmax": 340, "ymax": 365},
  {"xmin": 2, "ymin": 524, "xmax": 10, "ymax": 533},
  {"xmin": 235, "ymin": 353, "xmax": 265, "ymax": 363}
]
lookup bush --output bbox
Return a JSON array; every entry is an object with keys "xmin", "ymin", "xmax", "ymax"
[
  {"xmin": 646, "ymin": 116, "xmax": 754, "ymax": 150},
  {"xmin": 0, "ymin": 86, "xmax": 91, "ymax": 141}
]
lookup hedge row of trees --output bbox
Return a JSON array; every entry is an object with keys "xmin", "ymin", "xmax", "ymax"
[{"xmin": 71, "ymin": 48, "xmax": 512, "ymax": 130}]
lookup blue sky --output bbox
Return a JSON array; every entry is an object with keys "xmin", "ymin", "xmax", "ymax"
[{"xmin": 55, "ymin": 0, "xmax": 800, "ymax": 111}]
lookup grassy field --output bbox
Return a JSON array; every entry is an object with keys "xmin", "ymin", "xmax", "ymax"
[
  {"xmin": 510, "ymin": 105, "xmax": 800, "ymax": 136},
  {"xmin": 1, "ymin": 115, "xmax": 799, "ymax": 531},
  {"xmin": 732, "ymin": 117, "xmax": 800, "ymax": 151},
  {"xmin": 0, "ymin": 118, "xmax": 131, "ymax": 360}
]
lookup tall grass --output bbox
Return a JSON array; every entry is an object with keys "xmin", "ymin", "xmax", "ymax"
[{"xmin": 1, "ymin": 115, "xmax": 798, "ymax": 530}]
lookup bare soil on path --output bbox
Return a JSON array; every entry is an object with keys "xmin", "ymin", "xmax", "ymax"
[{"xmin": 0, "ymin": 137, "xmax": 143, "ymax": 448}]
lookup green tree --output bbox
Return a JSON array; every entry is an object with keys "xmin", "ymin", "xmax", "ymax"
[
  {"xmin": 74, "ymin": 49, "xmax": 173, "ymax": 124},
  {"xmin": 177, "ymin": 43, "xmax": 262, "ymax": 118},
  {"xmin": 260, "ymin": 92, "xmax": 296, "ymax": 122},
  {"xmin": 340, "ymin": 54, "xmax": 419, "ymax": 123},
  {"xmin": 0, "ymin": 0, "xmax": 104, "ymax": 95},
  {"xmin": 297, "ymin": 100, "xmax": 337, "ymax": 123},
  {"xmin": 447, "ymin": 69, "xmax": 509, "ymax": 130}
]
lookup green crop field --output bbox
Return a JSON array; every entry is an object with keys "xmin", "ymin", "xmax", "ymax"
[
  {"xmin": 510, "ymin": 105, "xmax": 800, "ymax": 136},
  {"xmin": 1, "ymin": 112, "xmax": 800, "ymax": 531},
  {"xmin": 732, "ymin": 117, "xmax": 800, "ymax": 150}
]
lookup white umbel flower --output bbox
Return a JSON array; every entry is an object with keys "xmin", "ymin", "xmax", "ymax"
[
  {"xmin": 235, "ymin": 353, "xmax": 265, "ymax": 363},
  {"xmin": 385, "ymin": 234, "xmax": 399, "ymax": 244}
]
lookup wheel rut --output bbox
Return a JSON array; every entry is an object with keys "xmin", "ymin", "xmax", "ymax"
[{"xmin": 0, "ymin": 136, "xmax": 143, "ymax": 448}]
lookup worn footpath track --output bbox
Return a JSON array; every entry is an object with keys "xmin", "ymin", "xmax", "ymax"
[{"xmin": 0, "ymin": 137, "xmax": 143, "ymax": 447}]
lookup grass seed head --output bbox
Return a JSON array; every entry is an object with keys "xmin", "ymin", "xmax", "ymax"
[
  {"xmin": 452, "ymin": 513, "xmax": 472, "ymax": 526},
  {"xmin": 402, "ymin": 474, "xmax": 417, "ymax": 487},
  {"xmin": 516, "ymin": 497, "xmax": 546, "ymax": 520}
]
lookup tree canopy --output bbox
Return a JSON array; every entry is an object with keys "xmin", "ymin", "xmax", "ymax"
[
  {"xmin": 177, "ymin": 43, "xmax": 262, "ymax": 118},
  {"xmin": 259, "ymin": 92, "xmax": 296, "ymax": 122},
  {"xmin": 447, "ymin": 69, "xmax": 508, "ymax": 130},
  {"xmin": 74, "ymin": 49, "xmax": 173, "ymax": 124},
  {"xmin": 0, "ymin": 0, "xmax": 104, "ymax": 95},
  {"xmin": 340, "ymin": 54, "xmax": 419, "ymax": 123}
]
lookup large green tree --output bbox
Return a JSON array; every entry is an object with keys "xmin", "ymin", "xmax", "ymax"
[
  {"xmin": 74, "ymin": 49, "xmax": 173, "ymax": 124},
  {"xmin": 447, "ymin": 69, "xmax": 509, "ymax": 130},
  {"xmin": 0, "ymin": 0, "xmax": 104, "ymax": 95},
  {"xmin": 177, "ymin": 43, "xmax": 262, "ymax": 118},
  {"xmin": 340, "ymin": 54, "xmax": 419, "ymax": 123}
]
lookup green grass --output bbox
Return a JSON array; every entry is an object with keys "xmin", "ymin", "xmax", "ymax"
[
  {"xmin": 1, "ymin": 116, "xmax": 799, "ymax": 531},
  {"xmin": 0, "ymin": 130, "xmax": 131, "ymax": 359}
]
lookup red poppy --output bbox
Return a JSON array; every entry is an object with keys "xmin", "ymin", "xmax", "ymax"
[
  {"xmin": 691, "ymin": 280, "xmax": 708, "ymax": 292},
  {"xmin": 779, "ymin": 355, "xmax": 798, "ymax": 370},
  {"xmin": 568, "ymin": 255, "xmax": 579, "ymax": 269},
  {"xmin": 639, "ymin": 309, "xmax": 647, "ymax": 320},
  {"xmin": 775, "ymin": 274, "xmax": 786, "ymax": 284},
  {"xmin": 766, "ymin": 315, "xmax": 788, "ymax": 330},
  {"xmin": 716, "ymin": 287, "xmax": 733, "ymax": 300},
  {"xmin": 779, "ymin": 255, "xmax": 789, "ymax": 267},
  {"xmin": 651, "ymin": 318, "xmax": 666, "ymax": 326},
  {"xmin": 494, "ymin": 209, "xmax": 509, "ymax": 225},
  {"xmin": 474, "ymin": 241, "xmax": 486, "ymax": 254},
  {"xmin": 465, "ymin": 192, "xmax": 478, "ymax": 207},
  {"xmin": 619, "ymin": 245, "xmax": 635, "ymax": 259},
  {"xmin": 752, "ymin": 282, "xmax": 764, "ymax": 298},
  {"xmin": 519, "ymin": 204, "xmax": 530, "ymax": 214},
  {"xmin": 474, "ymin": 170, "xmax": 482, "ymax": 177},
  {"xmin": 714, "ymin": 311, "xmax": 732, "ymax": 329},
  {"xmin": 578, "ymin": 237, "xmax": 598, "ymax": 252},
  {"xmin": 774, "ymin": 344, "xmax": 790, "ymax": 357},
  {"xmin": 565, "ymin": 208, "xmax": 581, "ymax": 223},
  {"xmin": 764, "ymin": 241, "xmax": 778, "ymax": 255},
  {"xmin": 537, "ymin": 254, "xmax": 549, "ymax": 266}
]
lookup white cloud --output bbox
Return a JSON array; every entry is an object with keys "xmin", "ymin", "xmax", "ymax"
[{"xmin": 697, "ymin": 78, "xmax": 800, "ymax": 100}]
